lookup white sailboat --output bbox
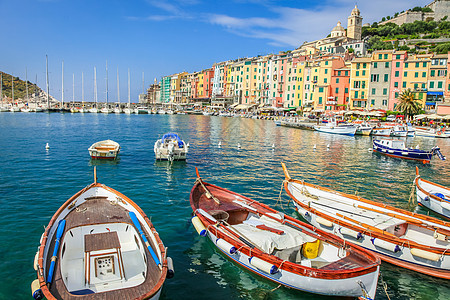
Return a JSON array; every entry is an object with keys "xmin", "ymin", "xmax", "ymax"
[
  {"xmin": 34, "ymin": 74, "xmax": 44, "ymax": 112},
  {"xmin": 114, "ymin": 67, "xmax": 122, "ymax": 114},
  {"xmin": 0, "ymin": 73, "xmax": 8, "ymax": 112},
  {"xmin": 10, "ymin": 74, "xmax": 19, "ymax": 112},
  {"xmin": 21, "ymin": 68, "xmax": 31, "ymax": 112},
  {"xmin": 101, "ymin": 61, "xmax": 112, "ymax": 114},
  {"xmin": 89, "ymin": 69, "xmax": 98, "ymax": 113},
  {"xmin": 123, "ymin": 68, "xmax": 132, "ymax": 114}
]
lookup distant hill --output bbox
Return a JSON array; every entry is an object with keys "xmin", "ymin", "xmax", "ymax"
[{"xmin": 0, "ymin": 71, "xmax": 44, "ymax": 101}]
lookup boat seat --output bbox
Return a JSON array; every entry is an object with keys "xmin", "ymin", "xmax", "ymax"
[{"xmin": 272, "ymin": 245, "xmax": 302, "ymax": 263}]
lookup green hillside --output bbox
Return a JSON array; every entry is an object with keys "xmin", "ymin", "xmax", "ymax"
[
  {"xmin": 362, "ymin": 7, "xmax": 450, "ymax": 54},
  {"xmin": 0, "ymin": 71, "xmax": 43, "ymax": 100}
]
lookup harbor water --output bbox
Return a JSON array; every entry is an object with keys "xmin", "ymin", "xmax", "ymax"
[{"xmin": 0, "ymin": 113, "xmax": 449, "ymax": 300}]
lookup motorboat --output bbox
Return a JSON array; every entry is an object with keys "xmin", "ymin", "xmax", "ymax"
[
  {"xmin": 190, "ymin": 169, "xmax": 380, "ymax": 299},
  {"xmin": 372, "ymin": 139, "xmax": 445, "ymax": 163},
  {"xmin": 353, "ymin": 121, "xmax": 372, "ymax": 136},
  {"xmin": 415, "ymin": 167, "xmax": 450, "ymax": 219},
  {"xmin": 31, "ymin": 169, "xmax": 172, "ymax": 300},
  {"xmin": 282, "ymin": 163, "xmax": 450, "ymax": 280},
  {"xmin": 314, "ymin": 119, "xmax": 357, "ymax": 136},
  {"xmin": 154, "ymin": 133, "xmax": 188, "ymax": 161},
  {"xmin": 371, "ymin": 125, "xmax": 392, "ymax": 137},
  {"xmin": 391, "ymin": 125, "xmax": 408, "ymax": 137},
  {"xmin": 88, "ymin": 140, "xmax": 120, "ymax": 160},
  {"xmin": 414, "ymin": 127, "xmax": 449, "ymax": 138}
]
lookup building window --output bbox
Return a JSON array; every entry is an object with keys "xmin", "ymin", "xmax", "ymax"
[
  {"xmin": 355, "ymin": 91, "xmax": 359, "ymax": 98},
  {"xmin": 405, "ymin": 63, "xmax": 409, "ymax": 68},
  {"xmin": 363, "ymin": 63, "xmax": 367, "ymax": 68},
  {"xmin": 395, "ymin": 92, "xmax": 399, "ymax": 98},
  {"xmin": 378, "ymin": 54, "xmax": 382, "ymax": 59},
  {"xmin": 325, "ymin": 69, "xmax": 328, "ymax": 74},
  {"xmin": 371, "ymin": 99, "xmax": 375, "ymax": 106},
  {"xmin": 336, "ymin": 78, "xmax": 340, "ymax": 83},
  {"xmin": 422, "ymin": 72, "xmax": 426, "ymax": 78},
  {"xmin": 404, "ymin": 71, "xmax": 407, "ymax": 77},
  {"xmin": 324, "ymin": 78, "xmax": 327, "ymax": 83},
  {"xmin": 423, "ymin": 62, "xmax": 427, "ymax": 67},
  {"xmin": 384, "ymin": 74, "xmax": 389, "ymax": 82},
  {"xmin": 319, "ymin": 97, "xmax": 322, "ymax": 104},
  {"xmin": 371, "ymin": 74, "xmax": 379, "ymax": 82},
  {"xmin": 438, "ymin": 81, "xmax": 443, "ymax": 89},
  {"xmin": 335, "ymin": 88, "xmax": 339, "ymax": 93},
  {"xmin": 362, "ymin": 70, "xmax": 366, "ymax": 76},
  {"xmin": 396, "ymin": 62, "xmax": 400, "ymax": 68},
  {"xmin": 319, "ymin": 87, "xmax": 324, "ymax": 92},
  {"xmin": 384, "ymin": 54, "xmax": 388, "ymax": 59},
  {"xmin": 395, "ymin": 71, "xmax": 399, "ymax": 77},
  {"xmin": 372, "ymin": 88, "xmax": 376, "ymax": 95},
  {"xmin": 382, "ymin": 99, "xmax": 387, "ymax": 106},
  {"xmin": 345, "ymin": 71, "xmax": 349, "ymax": 76},
  {"xmin": 430, "ymin": 70, "xmax": 435, "ymax": 77},
  {"xmin": 414, "ymin": 72, "xmax": 418, "ymax": 78},
  {"xmin": 383, "ymin": 88, "xmax": 387, "ymax": 95},
  {"xmin": 394, "ymin": 82, "xmax": 399, "ymax": 88},
  {"xmin": 385, "ymin": 62, "xmax": 389, "ymax": 68},
  {"xmin": 374, "ymin": 62, "xmax": 378, "ymax": 68},
  {"xmin": 345, "ymin": 88, "xmax": 348, "ymax": 93},
  {"xmin": 415, "ymin": 62, "xmax": 419, "ymax": 68},
  {"xmin": 396, "ymin": 55, "xmax": 400, "ymax": 59},
  {"xmin": 356, "ymin": 71, "xmax": 359, "ymax": 76}
]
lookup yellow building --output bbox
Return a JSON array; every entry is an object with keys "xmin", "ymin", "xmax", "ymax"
[
  {"xmin": 170, "ymin": 72, "xmax": 188, "ymax": 103},
  {"xmin": 401, "ymin": 54, "xmax": 432, "ymax": 108},
  {"xmin": 349, "ymin": 57, "xmax": 371, "ymax": 108}
]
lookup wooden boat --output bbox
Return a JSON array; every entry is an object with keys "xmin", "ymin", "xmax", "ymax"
[
  {"xmin": 371, "ymin": 126, "xmax": 392, "ymax": 136},
  {"xmin": 391, "ymin": 125, "xmax": 408, "ymax": 137},
  {"xmin": 414, "ymin": 126, "xmax": 449, "ymax": 138},
  {"xmin": 372, "ymin": 139, "xmax": 445, "ymax": 163},
  {"xmin": 282, "ymin": 163, "xmax": 450, "ymax": 280},
  {"xmin": 415, "ymin": 167, "xmax": 450, "ymax": 219},
  {"xmin": 154, "ymin": 133, "xmax": 188, "ymax": 161},
  {"xmin": 88, "ymin": 140, "xmax": 120, "ymax": 160},
  {"xmin": 31, "ymin": 168, "xmax": 172, "ymax": 300},
  {"xmin": 353, "ymin": 121, "xmax": 372, "ymax": 136},
  {"xmin": 190, "ymin": 169, "xmax": 380, "ymax": 299},
  {"xmin": 314, "ymin": 119, "xmax": 357, "ymax": 136}
]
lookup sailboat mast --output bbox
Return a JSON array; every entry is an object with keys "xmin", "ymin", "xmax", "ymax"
[
  {"xmin": 72, "ymin": 73, "xmax": 75, "ymax": 105},
  {"xmin": 81, "ymin": 73, "xmax": 83, "ymax": 105},
  {"xmin": 35, "ymin": 74, "xmax": 38, "ymax": 107},
  {"xmin": 117, "ymin": 67, "xmax": 120, "ymax": 105},
  {"xmin": 46, "ymin": 55, "xmax": 49, "ymax": 109},
  {"xmin": 128, "ymin": 68, "xmax": 130, "ymax": 107},
  {"xmin": 142, "ymin": 72, "xmax": 144, "ymax": 94},
  {"xmin": 94, "ymin": 67, "xmax": 97, "ymax": 105},
  {"xmin": 25, "ymin": 68, "xmax": 29, "ymax": 104},
  {"xmin": 105, "ymin": 60, "xmax": 108, "ymax": 106},
  {"xmin": 11, "ymin": 74, "xmax": 14, "ymax": 104},
  {"xmin": 61, "ymin": 61, "xmax": 64, "ymax": 108},
  {"xmin": 0, "ymin": 73, "xmax": 2, "ymax": 106}
]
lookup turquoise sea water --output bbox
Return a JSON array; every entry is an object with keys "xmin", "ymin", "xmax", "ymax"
[{"xmin": 0, "ymin": 112, "xmax": 449, "ymax": 300}]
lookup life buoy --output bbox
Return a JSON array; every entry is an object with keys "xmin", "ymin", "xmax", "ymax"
[
  {"xmin": 377, "ymin": 122, "xmax": 381, "ymax": 127},
  {"xmin": 437, "ymin": 131, "xmax": 442, "ymax": 136}
]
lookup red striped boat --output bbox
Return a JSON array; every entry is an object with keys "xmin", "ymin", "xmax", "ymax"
[{"xmin": 190, "ymin": 169, "xmax": 380, "ymax": 299}]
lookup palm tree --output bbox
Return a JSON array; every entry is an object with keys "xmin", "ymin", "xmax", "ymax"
[{"xmin": 396, "ymin": 89, "xmax": 422, "ymax": 121}]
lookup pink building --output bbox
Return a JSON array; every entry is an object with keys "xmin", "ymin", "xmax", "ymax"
[
  {"xmin": 329, "ymin": 66, "xmax": 350, "ymax": 111},
  {"xmin": 389, "ymin": 51, "xmax": 408, "ymax": 111}
]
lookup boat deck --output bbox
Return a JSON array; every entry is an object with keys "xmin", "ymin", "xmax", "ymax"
[{"xmin": 46, "ymin": 197, "xmax": 162, "ymax": 299}]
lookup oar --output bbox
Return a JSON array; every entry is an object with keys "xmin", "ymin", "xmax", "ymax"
[
  {"xmin": 129, "ymin": 212, "xmax": 161, "ymax": 267},
  {"xmin": 47, "ymin": 219, "xmax": 66, "ymax": 286},
  {"xmin": 197, "ymin": 208, "xmax": 265, "ymax": 252}
]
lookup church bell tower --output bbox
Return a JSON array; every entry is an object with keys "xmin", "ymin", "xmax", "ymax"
[{"xmin": 347, "ymin": 5, "xmax": 362, "ymax": 40}]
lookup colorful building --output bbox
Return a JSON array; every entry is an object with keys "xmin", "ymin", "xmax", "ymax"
[
  {"xmin": 368, "ymin": 50, "xmax": 392, "ymax": 110},
  {"xmin": 349, "ymin": 57, "xmax": 371, "ymax": 108}
]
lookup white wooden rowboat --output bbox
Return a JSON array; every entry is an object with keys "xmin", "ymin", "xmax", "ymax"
[
  {"xmin": 282, "ymin": 163, "xmax": 450, "ymax": 280},
  {"xmin": 88, "ymin": 140, "xmax": 120, "ymax": 160},
  {"xmin": 190, "ymin": 169, "xmax": 380, "ymax": 299},
  {"xmin": 415, "ymin": 167, "xmax": 450, "ymax": 219}
]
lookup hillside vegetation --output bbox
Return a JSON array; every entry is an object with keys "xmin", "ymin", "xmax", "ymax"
[
  {"xmin": 362, "ymin": 6, "xmax": 450, "ymax": 54},
  {"xmin": 0, "ymin": 71, "xmax": 43, "ymax": 101}
]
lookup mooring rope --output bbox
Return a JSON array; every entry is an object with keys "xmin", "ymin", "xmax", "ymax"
[
  {"xmin": 379, "ymin": 272, "xmax": 391, "ymax": 300},
  {"xmin": 408, "ymin": 176, "xmax": 418, "ymax": 208}
]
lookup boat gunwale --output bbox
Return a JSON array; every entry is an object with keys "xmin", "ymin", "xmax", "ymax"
[
  {"xmin": 282, "ymin": 175, "xmax": 450, "ymax": 255},
  {"xmin": 190, "ymin": 180, "xmax": 380, "ymax": 280},
  {"xmin": 37, "ymin": 182, "xmax": 167, "ymax": 300},
  {"xmin": 415, "ymin": 167, "xmax": 450, "ymax": 205}
]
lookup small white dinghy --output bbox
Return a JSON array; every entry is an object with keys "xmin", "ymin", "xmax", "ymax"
[
  {"xmin": 88, "ymin": 140, "xmax": 120, "ymax": 160},
  {"xmin": 31, "ymin": 168, "xmax": 173, "ymax": 300}
]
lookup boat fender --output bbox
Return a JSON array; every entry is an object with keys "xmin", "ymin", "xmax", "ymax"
[
  {"xmin": 166, "ymin": 257, "xmax": 175, "ymax": 279},
  {"xmin": 33, "ymin": 251, "xmax": 39, "ymax": 271},
  {"xmin": 316, "ymin": 216, "xmax": 333, "ymax": 228},
  {"xmin": 371, "ymin": 238, "xmax": 400, "ymax": 253},
  {"xmin": 216, "ymin": 238, "xmax": 237, "ymax": 255},
  {"xmin": 302, "ymin": 239, "xmax": 321, "ymax": 259},
  {"xmin": 433, "ymin": 193, "xmax": 445, "ymax": 200},
  {"xmin": 423, "ymin": 196, "xmax": 430, "ymax": 202},
  {"xmin": 249, "ymin": 256, "xmax": 278, "ymax": 274},
  {"xmin": 192, "ymin": 216, "xmax": 207, "ymax": 236},
  {"xmin": 31, "ymin": 279, "xmax": 43, "ymax": 300},
  {"xmin": 297, "ymin": 207, "xmax": 310, "ymax": 219},
  {"xmin": 339, "ymin": 227, "xmax": 362, "ymax": 240},
  {"xmin": 410, "ymin": 248, "xmax": 440, "ymax": 262}
]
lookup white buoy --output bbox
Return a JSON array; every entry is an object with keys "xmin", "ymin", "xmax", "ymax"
[
  {"xmin": 416, "ymin": 145, "xmax": 420, "ymax": 149},
  {"xmin": 218, "ymin": 141, "xmax": 221, "ymax": 148},
  {"xmin": 327, "ymin": 144, "xmax": 330, "ymax": 148},
  {"xmin": 272, "ymin": 143, "xmax": 275, "ymax": 149},
  {"xmin": 368, "ymin": 148, "xmax": 372, "ymax": 151},
  {"xmin": 237, "ymin": 143, "xmax": 241, "ymax": 149},
  {"xmin": 313, "ymin": 144, "xmax": 316, "ymax": 150},
  {"xmin": 186, "ymin": 142, "xmax": 190, "ymax": 148},
  {"xmin": 45, "ymin": 143, "xmax": 50, "ymax": 150}
]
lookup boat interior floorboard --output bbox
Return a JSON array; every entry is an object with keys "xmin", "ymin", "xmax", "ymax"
[{"xmin": 46, "ymin": 197, "xmax": 162, "ymax": 299}]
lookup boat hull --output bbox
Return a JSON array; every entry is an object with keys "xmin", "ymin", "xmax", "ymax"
[
  {"xmin": 34, "ymin": 183, "xmax": 168, "ymax": 300},
  {"xmin": 372, "ymin": 140, "xmax": 434, "ymax": 162},
  {"xmin": 415, "ymin": 172, "xmax": 450, "ymax": 219},
  {"xmin": 88, "ymin": 140, "xmax": 120, "ymax": 160},
  {"xmin": 281, "ymin": 169, "xmax": 450, "ymax": 280},
  {"xmin": 314, "ymin": 125, "xmax": 357, "ymax": 136}
]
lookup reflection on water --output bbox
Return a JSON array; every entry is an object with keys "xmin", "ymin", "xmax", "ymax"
[{"xmin": 0, "ymin": 113, "xmax": 449, "ymax": 299}]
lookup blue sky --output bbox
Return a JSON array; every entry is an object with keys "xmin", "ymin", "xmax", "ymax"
[{"xmin": 0, "ymin": 0, "xmax": 430, "ymax": 102}]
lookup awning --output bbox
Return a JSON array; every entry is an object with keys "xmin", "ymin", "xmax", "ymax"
[
  {"xmin": 428, "ymin": 91, "xmax": 443, "ymax": 96},
  {"xmin": 235, "ymin": 104, "xmax": 249, "ymax": 110},
  {"xmin": 414, "ymin": 114, "xmax": 428, "ymax": 120},
  {"xmin": 258, "ymin": 103, "xmax": 265, "ymax": 108},
  {"xmin": 303, "ymin": 107, "xmax": 312, "ymax": 112},
  {"xmin": 230, "ymin": 103, "xmax": 239, "ymax": 108},
  {"xmin": 426, "ymin": 102, "xmax": 436, "ymax": 106}
]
